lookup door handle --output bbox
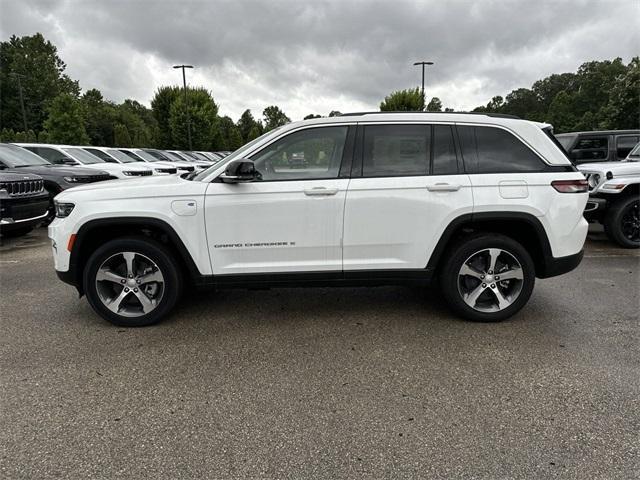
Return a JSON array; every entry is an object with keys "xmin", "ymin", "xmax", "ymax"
[
  {"xmin": 426, "ymin": 183, "xmax": 461, "ymax": 192},
  {"xmin": 304, "ymin": 187, "xmax": 339, "ymax": 196}
]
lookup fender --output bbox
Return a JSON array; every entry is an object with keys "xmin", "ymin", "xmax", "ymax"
[{"xmin": 65, "ymin": 217, "xmax": 201, "ymax": 292}]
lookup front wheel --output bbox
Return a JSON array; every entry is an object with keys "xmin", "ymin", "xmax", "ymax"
[
  {"xmin": 83, "ymin": 237, "xmax": 182, "ymax": 327},
  {"xmin": 604, "ymin": 196, "xmax": 639, "ymax": 248},
  {"xmin": 439, "ymin": 234, "xmax": 536, "ymax": 322}
]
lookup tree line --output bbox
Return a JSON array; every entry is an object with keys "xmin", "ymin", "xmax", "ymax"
[{"xmin": 1, "ymin": 33, "xmax": 637, "ymax": 151}]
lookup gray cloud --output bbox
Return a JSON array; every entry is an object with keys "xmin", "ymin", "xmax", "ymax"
[{"xmin": 2, "ymin": 0, "xmax": 638, "ymax": 120}]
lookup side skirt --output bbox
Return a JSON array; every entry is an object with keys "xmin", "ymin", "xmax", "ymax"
[{"xmin": 193, "ymin": 269, "xmax": 435, "ymax": 290}]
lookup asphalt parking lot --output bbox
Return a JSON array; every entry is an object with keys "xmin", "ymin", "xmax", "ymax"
[{"xmin": 0, "ymin": 226, "xmax": 638, "ymax": 479}]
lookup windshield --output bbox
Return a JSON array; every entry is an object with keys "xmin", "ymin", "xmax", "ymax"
[
  {"xmin": 0, "ymin": 144, "xmax": 50, "ymax": 167},
  {"xmin": 144, "ymin": 149, "xmax": 173, "ymax": 162},
  {"xmin": 63, "ymin": 147, "xmax": 104, "ymax": 164},
  {"xmin": 119, "ymin": 150, "xmax": 145, "ymax": 162},
  {"xmin": 131, "ymin": 150, "xmax": 157, "ymax": 162},
  {"xmin": 627, "ymin": 143, "xmax": 640, "ymax": 159},
  {"xmin": 106, "ymin": 149, "xmax": 137, "ymax": 163},
  {"xmin": 193, "ymin": 127, "xmax": 284, "ymax": 181}
]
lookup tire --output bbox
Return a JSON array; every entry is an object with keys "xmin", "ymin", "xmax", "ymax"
[
  {"xmin": 603, "ymin": 196, "xmax": 640, "ymax": 248},
  {"xmin": 439, "ymin": 234, "xmax": 536, "ymax": 322},
  {"xmin": 83, "ymin": 237, "xmax": 182, "ymax": 327}
]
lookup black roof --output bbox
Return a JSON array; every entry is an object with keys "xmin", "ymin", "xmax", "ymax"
[
  {"xmin": 339, "ymin": 111, "xmax": 521, "ymax": 120},
  {"xmin": 556, "ymin": 129, "xmax": 640, "ymax": 136}
]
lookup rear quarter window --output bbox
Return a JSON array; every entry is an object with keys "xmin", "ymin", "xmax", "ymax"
[{"xmin": 457, "ymin": 125, "xmax": 546, "ymax": 173}]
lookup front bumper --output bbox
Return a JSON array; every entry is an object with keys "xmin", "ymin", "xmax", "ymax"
[{"xmin": 583, "ymin": 197, "xmax": 607, "ymax": 222}]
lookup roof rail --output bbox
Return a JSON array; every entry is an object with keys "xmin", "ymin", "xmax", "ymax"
[{"xmin": 339, "ymin": 111, "xmax": 521, "ymax": 120}]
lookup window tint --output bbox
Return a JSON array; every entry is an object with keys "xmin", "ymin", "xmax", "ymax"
[
  {"xmin": 28, "ymin": 147, "xmax": 70, "ymax": 164},
  {"xmin": 362, "ymin": 125, "xmax": 429, "ymax": 177},
  {"xmin": 85, "ymin": 148, "xmax": 116, "ymax": 163},
  {"xmin": 570, "ymin": 136, "xmax": 608, "ymax": 161},
  {"xmin": 432, "ymin": 125, "xmax": 458, "ymax": 175},
  {"xmin": 616, "ymin": 136, "xmax": 639, "ymax": 159},
  {"xmin": 458, "ymin": 126, "xmax": 545, "ymax": 173},
  {"xmin": 251, "ymin": 126, "xmax": 348, "ymax": 181}
]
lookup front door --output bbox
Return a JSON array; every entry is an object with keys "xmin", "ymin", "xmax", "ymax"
[{"xmin": 205, "ymin": 125, "xmax": 353, "ymax": 275}]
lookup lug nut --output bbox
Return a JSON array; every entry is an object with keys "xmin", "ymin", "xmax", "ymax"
[
  {"xmin": 488, "ymin": 270, "xmax": 493, "ymax": 274},
  {"xmin": 120, "ymin": 279, "xmax": 126, "ymax": 284},
  {"xmin": 128, "ymin": 274, "xmax": 134, "ymax": 278},
  {"xmin": 124, "ymin": 287, "xmax": 129, "ymax": 292},
  {"xmin": 495, "ymin": 276, "xmax": 500, "ymax": 280},
  {"xmin": 482, "ymin": 283, "xmax": 486, "ymax": 288},
  {"xmin": 480, "ymin": 275, "xmax": 485, "ymax": 279},
  {"xmin": 490, "ymin": 284, "xmax": 496, "ymax": 288},
  {"xmin": 133, "ymin": 288, "xmax": 138, "ymax": 293},
  {"xmin": 136, "ymin": 279, "xmax": 141, "ymax": 284}
]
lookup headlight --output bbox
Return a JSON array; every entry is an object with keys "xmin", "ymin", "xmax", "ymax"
[
  {"xmin": 587, "ymin": 174, "xmax": 600, "ymax": 189},
  {"xmin": 63, "ymin": 176, "xmax": 81, "ymax": 183},
  {"xmin": 55, "ymin": 202, "xmax": 75, "ymax": 218},
  {"xmin": 123, "ymin": 171, "xmax": 138, "ymax": 176}
]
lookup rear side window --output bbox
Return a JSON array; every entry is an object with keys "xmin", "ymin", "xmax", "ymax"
[
  {"xmin": 432, "ymin": 125, "xmax": 458, "ymax": 175},
  {"xmin": 570, "ymin": 136, "xmax": 608, "ymax": 161},
  {"xmin": 362, "ymin": 125, "xmax": 429, "ymax": 177},
  {"xmin": 616, "ymin": 136, "xmax": 639, "ymax": 159},
  {"xmin": 457, "ymin": 126, "xmax": 546, "ymax": 173}
]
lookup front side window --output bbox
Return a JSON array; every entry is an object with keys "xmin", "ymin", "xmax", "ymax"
[
  {"xmin": 0, "ymin": 144, "xmax": 50, "ymax": 167},
  {"xmin": 63, "ymin": 148, "xmax": 104, "ymax": 164},
  {"xmin": 458, "ymin": 125, "xmax": 546, "ymax": 173},
  {"xmin": 106, "ymin": 149, "xmax": 136, "ymax": 163},
  {"xmin": 616, "ymin": 136, "xmax": 639, "ymax": 159},
  {"xmin": 362, "ymin": 125, "xmax": 429, "ymax": 177},
  {"xmin": 250, "ymin": 126, "xmax": 348, "ymax": 181}
]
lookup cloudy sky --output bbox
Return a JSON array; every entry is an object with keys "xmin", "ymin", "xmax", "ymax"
[{"xmin": 2, "ymin": 0, "xmax": 638, "ymax": 121}]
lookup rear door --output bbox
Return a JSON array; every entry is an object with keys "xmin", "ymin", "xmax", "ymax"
[{"xmin": 342, "ymin": 123, "xmax": 473, "ymax": 271}]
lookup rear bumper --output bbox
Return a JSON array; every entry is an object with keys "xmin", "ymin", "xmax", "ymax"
[{"xmin": 538, "ymin": 250, "xmax": 584, "ymax": 279}]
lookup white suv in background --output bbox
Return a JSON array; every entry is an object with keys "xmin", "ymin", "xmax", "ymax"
[
  {"xmin": 48, "ymin": 112, "xmax": 588, "ymax": 327},
  {"xmin": 81, "ymin": 146, "xmax": 176, "ymax": 175},
  {"xmin": 17, "ymin": 144, "xmax": 154, "ymax": 179}
]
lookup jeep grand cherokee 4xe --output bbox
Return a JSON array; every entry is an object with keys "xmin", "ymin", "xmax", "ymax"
[{"xmin": 48, "ymin": 112, "xmax": 589, "ymax": 326}]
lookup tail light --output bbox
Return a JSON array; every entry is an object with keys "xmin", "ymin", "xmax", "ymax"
[{"xmin": 551, "ymin": 179, "xmax": 588, "ymax": 193}]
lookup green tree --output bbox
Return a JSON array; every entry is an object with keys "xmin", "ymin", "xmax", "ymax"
[
  {"xmin": 601, "ymin": 57, "xmax": 640, "ymax": 130},
  {"xmin": 546, "ymin": 91, "xmax": 578, "ymax": 133},
  {"xmin": 247, "ymin": 125, "xmax": 261, "ymax": 142},
  {"xmin": 169, "ymin": 87, "xmax": 219, "ymax": 150},
  {"xmin": 263, "ymin": 105, "xmax": 291, "ymax": 131},
  {"xmin": 304, "ymin": 114, "xmax": 322, "ymax": 120},
  {"xmin": 151, "ymin": 86, "xmax": 181, "ymax": 148},
  {"xmin": 380, "ymin": 88, "xmax": 423, "ymax": 111},
  {"xmin": 0, "ymin": 128, "xmax": 16, "ymax": 142},
  {"xmin": 116, "ymin": 99, "xmax": 157, "ymax": 147},
  {"xmin": 212, "ymin": 116, "xmax": 243, "ymax": 150},
  {"xmin": 0, "ymin": 33, "xmax": 79, "ymax": 134},
  {"xmin": 43, "ymin": 93, "xmax": 89, "ymax": 144},
  {"xmin": 113, "ymin": 123, "xmax": 133, "ymax": 147},
  {"xmin": 237, "ymin": 110, "xmax": 262, "ymax": 143},
  {"xmin": 228, "ymin": 125, "xmax": 243, "ymax": 150},
  {"xmin": 426, "ymin": 97, "xmax": 443, "ymax": 112},
  {"xmin": 328, "ymin": 111, "xmax": 342, "ymax": 117},
  {"xmin": 82, "ymin": 88, "xmax": 116, "ymax": 146}
]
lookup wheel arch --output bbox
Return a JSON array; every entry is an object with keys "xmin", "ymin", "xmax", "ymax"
[
  {"xmin": 69, "ymin": 217, "xmax": 200, "ymax": 295},
  {"xmin": 426, "ymin": 212, "xmax": 558, "ymax": 279}
]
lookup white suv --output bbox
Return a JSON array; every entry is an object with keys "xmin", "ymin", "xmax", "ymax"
[{"xmin": 48, "ymin": 112, "xmax": 588, "ymax": 327}]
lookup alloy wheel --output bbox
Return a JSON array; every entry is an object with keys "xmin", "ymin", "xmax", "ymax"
[
  {"xmin": 621, "ymin": 200, "xmax": 640, "ymax": 243},
  {"xmin": 95, "ymin": 251, "xmax": 165, "ymax": 317},
  {"xmin": 457, "ymin": 248, "xmax": 524, "ymax": 312}
]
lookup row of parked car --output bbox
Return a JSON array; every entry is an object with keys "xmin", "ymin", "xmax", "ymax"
[{"xmin": 0, "ymin": 144, "xmax": 229, "ymax": 237}]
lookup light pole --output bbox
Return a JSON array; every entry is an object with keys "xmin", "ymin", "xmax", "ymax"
[
  {"xmin": 173, "ymin": 64, "xmax": 194, "ymax": 150},
  {"xmin": 9, "ymin": 72, "xmax": 28, "ymax": 132},
  {"xmin": 413, "ymin": 61, "xmax": 434, "ymax": 111}
]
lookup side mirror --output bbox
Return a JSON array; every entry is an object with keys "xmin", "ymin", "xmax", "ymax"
[{"xmin": 220, "ymin": 159, "xmax": 258, "ymax": 183}]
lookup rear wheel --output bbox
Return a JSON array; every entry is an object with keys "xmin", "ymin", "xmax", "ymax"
[
  {"xmin": 439, "ymin": 234, "xmax": 535, "ymax": 322},
  {"xmin": 604, "ymin": 196, "xmax": 640, "ymax": 248},
  {"xmin": 83, "ymin": 237, "xmax": 182, "ymax": 326}
]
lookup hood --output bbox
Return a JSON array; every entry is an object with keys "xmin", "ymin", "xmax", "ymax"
[
  {"xmin": 54, "ymin": 172, "xmax": 207, "ymax": 203},
  {"xmin": 578, "ymin": 162, "xmax": 640, "ymax": 176},
  {"xmin": 1, "ymin": 171, "xmax": 43, "ymax": 182},
  {"xmin": 6, "ymin": 164, "xmax": 109, "ymax": 177},
  {"xmin": 82, "ymin": 162, "xmax": 150, "ymax": 173}
]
